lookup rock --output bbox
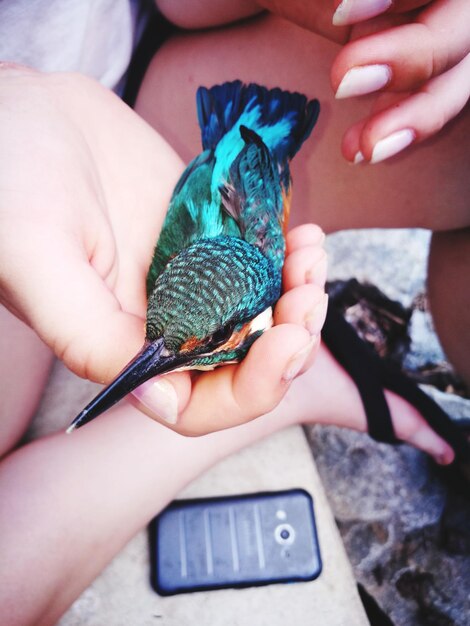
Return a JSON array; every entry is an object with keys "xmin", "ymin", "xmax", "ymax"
[
  {"xmin": 325, "ymin": 229, "xmax": 432, "ymax": 309},
  {"xmin": 305, "ymin": 424, "xmax": 470, "ymax": 626},
  {"xmin": 404, "ymin": 308, "xmax": 446, "ymax": 371},
  {"xmin": 307, "ymin": 229, "xmax": 470, "ymax": 625}
]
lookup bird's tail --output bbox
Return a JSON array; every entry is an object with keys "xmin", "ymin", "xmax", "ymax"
[{"xmin": 196, "ymin": 80, "xmax": 319, "ymax": 164}]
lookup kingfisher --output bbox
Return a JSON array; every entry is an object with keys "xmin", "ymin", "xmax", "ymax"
[{"xmin": 67, "ymin": 81, "xmax": 319, "ymax": 432}]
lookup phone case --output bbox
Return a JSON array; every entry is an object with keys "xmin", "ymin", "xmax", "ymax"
[{"xmin": 150, "ymin": 488, "xmax": 322, "ymax": 595}]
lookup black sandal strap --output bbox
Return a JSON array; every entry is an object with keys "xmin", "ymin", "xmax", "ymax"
[
  {"xmin": 322, "ymin": 304, "xmax": 470, "ymax": 461},
  {"xmin": 380, "ymin": 357, "xmax": 470, "ymax": 460},
  {"xmin": 322, "ymin": 305, "xmax": 399, "ymax": 444}
]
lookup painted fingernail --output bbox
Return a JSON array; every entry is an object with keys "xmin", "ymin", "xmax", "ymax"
[
  {"xmin": 283, "ymin": 336, "xmax": 318, "ymax": 382},
  {"xmin": 333, "ymin": 0, "xmax": 392, "ymax": 26},
  {"xmin": 306, "ymin": 251, "xmax": 327, "ymax": 286},
  {"xmin": 371, "ymin": 129, "xmax": 415, "ymax": 163},
  {"xmin": 131, "ymin": 377, "xmax": 178, "ymax": 424},
  {"xmin": 305, "ymin": 294, "xmax": 329, "ymax": 336},
  {"xmin": 354, "ymin": 151, "xmax": 365, "ymax": 164},
  {"xmin": 336, "ymin": 64, "xmax": 391, "ymax": 99}
]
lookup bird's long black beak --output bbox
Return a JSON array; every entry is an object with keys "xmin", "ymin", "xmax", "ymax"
[{"xmin": 66, "ymin": 338, "xmax": 179, "ymax": 433}]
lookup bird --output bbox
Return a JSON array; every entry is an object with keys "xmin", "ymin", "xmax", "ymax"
[{"xmin": 67, "ymin": 80, "xmax": 319, "ymax": 432}]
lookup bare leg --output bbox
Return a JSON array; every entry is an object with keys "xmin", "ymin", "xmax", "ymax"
[
  {"xmin": 0, "ymin": 340, "xmax": 438, "ymax": 626},
  {"xmin": 428, "ymin": 227, "xmax": 470, "ymax": 387},
  {"xmin": 135, "ymin": 15, "xmax": 470, "ymax": 232},
  {"xmin": 0, "ymin": 306, "xmax": 53, "ymax": 458}
]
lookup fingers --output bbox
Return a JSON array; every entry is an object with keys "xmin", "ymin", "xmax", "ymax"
[
  {"xmin": 130, "ymin": 284, "xmax": 326, "ymax": 435},
  {"xmin": 342, "ymin": 52, "xmax": 470, "ymax": 162},
  {"xmin": 333, "ymin": 0, "xmax": 470, "ymax": 99},
  {"xmin": 283, "ymin": 247, "xmax": 327, "ymax": 290},
  {"xmin": 132, "ymin": 223, "xmax": 328, "ymax": 435},
  {"xmin": 333, "ymin": 0, "xmax": 432, "ymax": 26},
  {"xmin": 175, "ymin": 325, "xmax": 315, "ymax": 435},
  {"xmin": 5, "ymin": 229, "xmax": 146, "ymax": 383},
  {"xmin": 256, "ymin": 0, "xmax": 350, "ymax": 44},
  {"xmin": 285, "ymin": 223, "xmax": 325, "ymax": 253},
  {"xmin": 283, "ymin": 224, "xmax": 327, "ymax": 290},
  {"xmin": 274, "ymin": 284, "xmax": 328, "ymax": 374}
]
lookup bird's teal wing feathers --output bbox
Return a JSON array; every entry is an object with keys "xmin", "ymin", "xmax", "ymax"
[
  {"xmin": 146, "ymin": 150, "xmax": 240, "ymax": 295},
  {"xmin": 219, "ymin": 125, "xmax": 285, "ymax": 273},
  {"xmin": 147, "ymin": 81, "xmax": 320, "ymax": 295}
]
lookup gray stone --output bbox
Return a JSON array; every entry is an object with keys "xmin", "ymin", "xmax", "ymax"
[
  {"xmin": 307, "ymin": 228, "xmax": 470, "ymax": 625},
  {"xmin": 305, "ymin": 423, "xmax": 470, "ymax": 626},
  {"xmin": 404, "ymin": 308, "xmax": 447, "ymax": 371},
  {"xmin": 325, "ymin": 228, "xmax": 432, "ymax": 309}
]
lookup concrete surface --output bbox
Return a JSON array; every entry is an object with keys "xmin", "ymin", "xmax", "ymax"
[
  {"xmin": 29, "ymin": 359, "xmax": 368, "ymax": 626},
  {"xmin": 59, "ymin": 426, "xmax": 368, "ymax": 626}
]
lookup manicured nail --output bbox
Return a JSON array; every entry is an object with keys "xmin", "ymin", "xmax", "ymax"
[
  {"xmin": 306, "ymin": 251, "xmax": 327, "ymax": 286},
  {"xmin": 131, "ymin": 377, "xmax": 178, "ymax": 424},
  {"xmin": 333, "ymin": 0, "xmax": 392, "ymax": 26},
  {"xmin": 283, "ymin": 336, "xmax": 318, "ymax": 382},
  {"xmin": 336, "ymin": 64, "xmax": 391, "ymax": 99},
  {"xmin": 305, "ymin": 294, "xmax": 329, "ymax": 336},
  {"xmin": 371, "ymin": 129, "xmax": 415, "ymax": 163},
  {"xmin": 354, "ymin": 151, "xmax": 365, "ymax": 164}
]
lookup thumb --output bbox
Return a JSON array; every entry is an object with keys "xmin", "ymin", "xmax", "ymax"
[{"xmin": 3, "ymin": 231, "xmax": 145, "ymax": 383}]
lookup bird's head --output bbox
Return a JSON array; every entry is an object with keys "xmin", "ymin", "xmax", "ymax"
[{"xmin": 68, "ymin": 236, "xmax": 282, "ymax": 430}]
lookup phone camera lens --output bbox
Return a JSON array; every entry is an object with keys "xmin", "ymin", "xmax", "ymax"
[{"xmin": 274, "ymin": 523, "xmax": 295, "ymax": 545}]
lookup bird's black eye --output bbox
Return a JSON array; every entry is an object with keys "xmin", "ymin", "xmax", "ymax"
[{"xmin": 208, "ymin": 322, "xmax": 235, "ymax": 349}]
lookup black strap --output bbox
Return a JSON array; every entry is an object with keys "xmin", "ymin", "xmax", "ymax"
[
  {"xmin": 322, "ymin": 304, "xmax": 470, "ymax": 460},
  {"xmin": 322, "ymin": 305, "xmax": 399, "ymax": 444}
]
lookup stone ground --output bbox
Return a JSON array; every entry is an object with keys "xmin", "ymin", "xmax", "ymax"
[{"xmin": 306, "ymin": 229, "xmax": 470, "ymax": 626}]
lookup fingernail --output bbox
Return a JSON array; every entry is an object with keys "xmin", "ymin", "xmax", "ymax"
[
  {"xmin": 371, "ymin": 129, "xmax": 415, "ymax": 163},
  {"xmin": 131, "ymin": 377, "xmax": 178, "ymax": 424},
  {"xmin": 335, "ymin": 64, "xmax": 391, "ymax": 99},
  {"xmin": 333, "ymin": 0, "xmax": 392, "ymax": 26},
  {"xmin": 306, "ymin": 251, "xmax": 327, "ymax": 286},
  {"xmin": 435, "ymin": 450, "xmax": 454, "ymax": 466},
  {"xmin": 283, "ymin": 336, "xmax": 318, "ymax": 382},
  {"xmin": 305, "ymin": 294, "xmax": 329, "ymax": 336},
  {"xmin": 354, "ymin": 151, "xmax": 365, "ymax": 164}
]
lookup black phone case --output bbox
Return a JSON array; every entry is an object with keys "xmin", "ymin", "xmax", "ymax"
[{"xmin": 149, "ymin": 488, "xmax": 322, "ymax": 596}]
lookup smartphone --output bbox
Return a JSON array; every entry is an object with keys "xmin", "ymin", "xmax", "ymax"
[{"xmin": 149, "ymin": 488, "xmax": 322, "ymax": 596}]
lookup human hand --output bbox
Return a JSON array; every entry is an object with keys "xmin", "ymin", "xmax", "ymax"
[
  {"xmin": 0, "ymin": 65, "xmax": 182, "ymax": 384},
  {"xmin": 331, "ymin": 0, "xmax": 470, "ymax": 163},
  {"xmin": 256, "ymin": 0, "xmax": 470, "ymax": 163},
  {"xmin": 0, "ymin": 66, "xmax": 327, "ymax": 436},
  {"xmin": 131, "ymin": 224, "xmax": 328, "ymax": 435}
]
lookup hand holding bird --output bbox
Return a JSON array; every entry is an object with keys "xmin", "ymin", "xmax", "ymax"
[
  {"xmin": 67, "ymin": 80, "xmax": 323, "ymax": 434},
  {"xmin": 0, "ymin": 69, "xmax": 327, "ymax": 436}
]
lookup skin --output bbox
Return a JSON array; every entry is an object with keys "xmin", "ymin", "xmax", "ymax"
[
  {"xmin": 0, "ymin": 1, "xmax": 469, "ymax": 622},
  {"xmin": 156, "ymin": 0, "xmax": 470, "ymax": 163}
]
